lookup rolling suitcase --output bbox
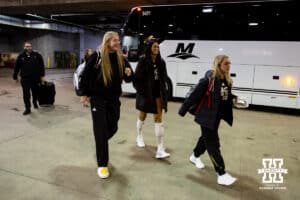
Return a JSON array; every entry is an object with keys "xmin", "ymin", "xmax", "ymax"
[{"xmin": 38, "ymin": 81, "xmax": 56, "ymax": 105}]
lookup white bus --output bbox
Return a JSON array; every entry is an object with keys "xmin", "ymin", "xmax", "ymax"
[{"xmin": 121, "ymin": 0, "xmax": 300, "ymax": 109}]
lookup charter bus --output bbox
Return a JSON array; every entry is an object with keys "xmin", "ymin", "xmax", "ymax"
[{"xmin": 121, "ymin": 0, "xmax": 300, "ymax": 109}]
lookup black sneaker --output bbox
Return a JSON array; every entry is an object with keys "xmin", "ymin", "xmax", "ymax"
[
  {"xmin": 23, "ymin": 109, "xmax": 31, "ymax": 115},
  {"xmin": 33, "ymin": 102, "xmax": 39, "ymax": 109}
]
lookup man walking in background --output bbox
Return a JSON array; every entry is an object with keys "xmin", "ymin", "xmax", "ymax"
[{"xmin": 13, "ymin": 42, "xmax": 45, "ymax": 115}]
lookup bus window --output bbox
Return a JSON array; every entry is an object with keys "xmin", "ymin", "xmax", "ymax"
[
  {"xmin": 122, "ymin": 35, "xmax": 140, "ymax": 62},
  {"xmin": 140, "ymin": 7, "xmax": 168, "ymax": 39},
  {"xmin": 122, "ymin": 1, "xmax": 300, "ymax": 43},
  {"xmin": 218, "ymin": 2, "xmax": 300, "ymax": 41}
]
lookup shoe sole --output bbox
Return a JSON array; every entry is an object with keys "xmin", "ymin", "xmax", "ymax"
[
  {"xmin": 97, "ymin": 172, "xmax": 110, "ymax": 179},
  {"xmin": 156, "ymin": 154, "xmax": 170, "ymax": 159},
  {"xmin": 217, "ymin": 178, "xmax": 237, "ymax": 186},
  {"xmin": 136, "ymin": 142, "xmax": 145, "ymax": 148},
  {"xmin": 98, "ymin": 175, "xmax": 110, "ymax": 179}
]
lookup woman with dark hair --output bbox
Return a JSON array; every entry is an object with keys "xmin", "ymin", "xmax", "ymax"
[
  {"xmin": 179, "ymin": 55, "xmax": 237, "ymax": 186},
  {"xmin": 134, "ymin": 38, "xmax": 170, "ymax": 159}
]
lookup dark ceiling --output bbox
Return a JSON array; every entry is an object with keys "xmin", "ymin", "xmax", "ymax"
[{"xmin": 0, "ymin": 0, "xmax": 269, "ymax": 31}]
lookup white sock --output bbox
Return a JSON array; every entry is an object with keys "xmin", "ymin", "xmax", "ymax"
[
  {"xmin": 155, "ymin": 123, "xmax": 164, "ymax": 150},
  {"xmin": 137, "ymin": 119, "xmax": 144, "ymax": 136}
]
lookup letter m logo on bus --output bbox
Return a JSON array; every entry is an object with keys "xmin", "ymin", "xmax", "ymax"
[{"xmin": 168, "ymin": 43, "xmax": 199, "ymax": 60}]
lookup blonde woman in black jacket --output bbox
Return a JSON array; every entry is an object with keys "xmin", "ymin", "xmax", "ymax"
[
  {"xmin": 179, "ymin": 55, "xmax": 237, "ymax": 186},
  {"xmin": 80, "ymin": 31, "xmax": 133, "ymax": 179}
]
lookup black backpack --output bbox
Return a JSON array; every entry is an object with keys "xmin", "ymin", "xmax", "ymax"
[{"xmin": 76, "ymin": 52, "xmax": 101, "ymax": 96}]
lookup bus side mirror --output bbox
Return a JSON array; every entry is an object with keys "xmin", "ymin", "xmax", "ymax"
[{"xmin": 128, "ymin": 49, "xmax": 139, "ymax": 62}]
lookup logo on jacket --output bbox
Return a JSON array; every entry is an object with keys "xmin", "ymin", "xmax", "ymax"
[{"xmin": 168, "ymin": 43, "xmax": 199, "ymax": 60}]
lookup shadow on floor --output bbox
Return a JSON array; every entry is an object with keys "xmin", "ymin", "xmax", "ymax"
[
  {"xmin": 129, "ymin": 145, "xmax": 173, "ymax": 165},
  {"xmin": 26, "ymin": 104, "xmax": 85, "ymax": 129},
  {"xmin": 50, "ymin": 165, "xmax": 129, "ymax": 200}
]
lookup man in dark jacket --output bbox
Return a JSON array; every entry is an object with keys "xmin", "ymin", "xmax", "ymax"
[{"xmin": 13, "ymin": 42, "xmax": 45, "ymax": 115}]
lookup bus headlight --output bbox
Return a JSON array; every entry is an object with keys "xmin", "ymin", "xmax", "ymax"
[{"xmin": 284, "ymin": 76, "xmax": 295, "ymax": 87}]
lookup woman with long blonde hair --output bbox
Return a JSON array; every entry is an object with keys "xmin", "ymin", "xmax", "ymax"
[
  {"xmin": 179, "ymin": 55, "xmax": 238, "ymax": 186},
  {"xmin": 80, "ymin": 31, "xmax": 133, "ymax": 179}
]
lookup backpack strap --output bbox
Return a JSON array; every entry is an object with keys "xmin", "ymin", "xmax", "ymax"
[
  {"xmin": 206, "ymin": 78, "xmax": 214, "ymax": 109},
  {"xmin": 194, "ymin": 77, "xmax": 214, "ymax": 114},
  {"xmin": 95, "ymin": 51, "xmax": 101, "ymax": 68}
]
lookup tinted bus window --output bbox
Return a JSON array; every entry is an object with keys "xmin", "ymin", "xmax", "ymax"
[{"xmin": 123, "ymin": 1, "xmax": 300, "ymax": 42}]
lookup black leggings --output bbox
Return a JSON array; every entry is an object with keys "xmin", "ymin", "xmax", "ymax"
[
  {"xmin": 90, "ymin": 97, "xmax": 120, "ymax": 167},
  {"xmin": 193, "ymin": 119, "xmax": 226, "ymax": 176}
]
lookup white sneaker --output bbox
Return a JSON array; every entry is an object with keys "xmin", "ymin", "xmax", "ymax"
[
  {"xmin": 97, "ymin": 167, "xmax": 110, "ymax": 179},
  {"xmin": 136, "ymin": 135, "xmax": 145, "ymax": 148},
  {"xmin": 217, "ymin": 173, "xmax": 237, "ymax": 186},
  {"xmin": 189, "ymin": 153, "xmax": 205, "ymax": 169},
  {"xmin": 156, "ymin": 148, "xmax": 170, "ymax": 159}
]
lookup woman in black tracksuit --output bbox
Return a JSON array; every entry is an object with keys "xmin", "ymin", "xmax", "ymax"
[
  {"xmin": 179, "ymin": 55, "xmax": 238, "ymax": 186},
  {"xmin": 133, "ymin": 38, "xmax": 170, "ymax": 159},
  {"xmin": 80, "ymin": 31, "xmax": 133, "ymax": 179}
]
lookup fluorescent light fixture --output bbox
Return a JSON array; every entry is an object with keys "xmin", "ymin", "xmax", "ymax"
[
  {"xmin": 168, "ymin": 24, "xmax": 173, "ymax": 27},
  {"xmin": 249, "ymin": 22, "xmax": 259, "ymax": 26},
  {"xmin": 202, "ymin": 8, "xmax": 213, "ymax": 13},
  {"xmin": 168, "ymin": 31, "xmax": 173, "ymax": 34}
]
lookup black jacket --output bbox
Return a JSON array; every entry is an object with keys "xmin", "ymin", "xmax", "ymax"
[
  {"xmin": 13, "ymin": 51, "xmax": 45, "ymax": 81},
  {"xmin": 134, "ymin": 55, "xmax": 169, "ymax": 113},
  {"xmin": 81, "ymin": 51, "xmax": 133, "ymax": 99},
  {"xmin": 179, "ymin": 70, "xmax": 236, "ymax": 129}
]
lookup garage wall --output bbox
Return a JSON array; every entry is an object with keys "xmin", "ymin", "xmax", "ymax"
[
  {"xmin": 0, "ymin": 25, "xmax": 102, "ymax": 68},
  {"xmin": 79, "ymin": 30, "xmax": 104, "ymax": 62}
]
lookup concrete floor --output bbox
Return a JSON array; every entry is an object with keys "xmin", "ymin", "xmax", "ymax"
[{"xmin": 0, "ymin": 68, "xmax": 299, "ymax": 200}]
